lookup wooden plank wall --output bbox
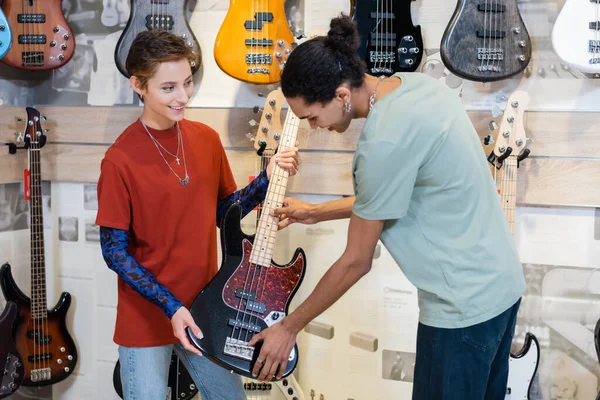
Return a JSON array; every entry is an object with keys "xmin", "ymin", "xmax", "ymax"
[{"xmin": 0, "ymin": 106, "xmax": 599, "ymax": 207}]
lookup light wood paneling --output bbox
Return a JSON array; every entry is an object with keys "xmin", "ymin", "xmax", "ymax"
[{"xmin": 2, "ymin": 106, "xmax": 600, "ymax": 207}]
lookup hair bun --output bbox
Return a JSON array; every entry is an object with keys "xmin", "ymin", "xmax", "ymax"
[{"xmin": 324, "ymin": 14, "xmax": 360, "ymax": 55}]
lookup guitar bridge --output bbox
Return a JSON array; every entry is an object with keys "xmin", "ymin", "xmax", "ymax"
[
  {"xmin": 589, "ymin": 40, "xmax": 600, "ymax": 52},
  {"xmin": 223, "ymin": 337, "xmax": 254, "ymax": 361},
  {"xmin": 30, "ymin": 368, "xmax": 51, "ymax": 383}
]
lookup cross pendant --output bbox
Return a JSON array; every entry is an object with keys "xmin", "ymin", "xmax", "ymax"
[{"xmin": 176, "ymin": 157, "xmax": 180, "ymax": 165}]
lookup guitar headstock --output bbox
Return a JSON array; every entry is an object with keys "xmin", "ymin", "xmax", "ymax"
[
  {"xmin": 254, "ymin": 89, "xmax": 287, "ymax": 153},
  {"xmin": 488, "ymin": 91, "xmax": 530, "ymax": 169},
  {"xmin": 23, "ymin": 107, "xmax": 47, "ymax": 149}
]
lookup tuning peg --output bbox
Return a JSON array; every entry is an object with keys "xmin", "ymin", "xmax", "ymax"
[
  {"xmin": 15, "ymin": 132, "xmax": 23, "ymax": 143},
  {"xmin": 43, "ymin": 129, "xmax": 49, "ymax": 133},
  {"xmin": 245, "ymin": 133, "xmax": 255, "ymax": 141},
  {"xmin": 248, "ymin": 119, "xmax": 258, "ymax": 127},
  {"xmin": 484, "ymin": 135, "xmax": 494, "ymax": 145},
  {"xmin": 488, "ymin": 120, "xmax": 498, "ymax": 131},
  {"xmin": 253, "ymin": 106, "xmax": 263, "ymax": 114},
  {"xmin": 295, "ymin": 31, "xmax": 306, "ymax": 40},
  {"xmin": 257, "ymin": 92, "xmax": 265, "ymax": 98},
  {"xmin": 42, "ymin": 114, "xmax": 47, "ymax": 121}
]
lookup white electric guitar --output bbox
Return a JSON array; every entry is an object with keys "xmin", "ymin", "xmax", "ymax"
[
  {"xmin": 552, "ymin": 0, "xmax": 600, "ymax": 74},
  {"xmin": 487, "ymin": 91, "xmax": 540, "ymax": 400}
]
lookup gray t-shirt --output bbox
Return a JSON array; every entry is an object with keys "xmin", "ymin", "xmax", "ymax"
[{"xmin": 352, "ymin": 72, "xmax": 525, "ymax": 329}]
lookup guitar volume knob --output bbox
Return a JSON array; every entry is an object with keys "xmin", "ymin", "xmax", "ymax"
[
  {"xmin": 53, "ymin": 26, "xmax": 59, "ymax": 33},
  {"xmin": 50, "ymin": 41, "xmax": 57, "ymax": 47},
  {"xmin": 513, "ymin": 27, "xmax": 521, "ymax": 34},
  {"xmin": 60, "ymin": 347, "xmax": 66, "ymax": 352},
  {"xmin": 61, "ymin": 44, "xmax": 67, "ymax": 50},
  {"xmin": 0, "ymin": 25, "xmax": 5, "ymax": 31},
  {"xmin": 63, "ymin": 33, "xmax": 69, "ymax": 40},
  {"xmin": 57, "ymin": 359, "xmax": 63, "ymax": 364},
  {"xmin": 68, "ymin": 355, "xmax": 73, "ymax": 360}
]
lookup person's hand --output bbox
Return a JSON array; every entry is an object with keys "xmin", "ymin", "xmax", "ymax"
[
  {"xmin": 248, "ymin": 321, "xmax": 298, "ymax": 381},
  {"xmin": 267, "ymin": 141, "xmax": 300, "ymax": 178},
  {"xmin": 171, "ymin": 307, "xmax": 203, "ymax": 356},
  {"xmin": 270, "ymin": 197, "xmax": 318, "ymax": 229}
]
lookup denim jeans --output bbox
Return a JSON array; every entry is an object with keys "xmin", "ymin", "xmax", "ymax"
[
  {"xmin": 412, "ymin": 299, "xmax": 521, "ymax": 400},
  {"xmin": 118, "ymin": 343, "xmax": 246, "ymax": 400}
]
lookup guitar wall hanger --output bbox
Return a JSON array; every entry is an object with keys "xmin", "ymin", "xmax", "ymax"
[{"xmin": 4, "ymin": 114, "xmax": 48, "ymax": 154}]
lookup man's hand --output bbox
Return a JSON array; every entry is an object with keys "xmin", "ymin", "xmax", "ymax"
[
  {"xmin": 248, "ymin": 320, "xmax": 298, "ymax": 381},
  {"xmin": 171, "ymin": 307, "xmax": 203, "ymax": 356},
  {"xmin": 271, "ymin": 197, "xmax": 318, "ymax": 229},
  {"xmin": 267, "ymin": 141, "xmax": 300, "ymax": 179}
]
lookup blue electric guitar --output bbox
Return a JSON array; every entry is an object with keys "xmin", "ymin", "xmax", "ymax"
[{"xmin": 0, "ymin": 5, "xmax": 12, "ymax": 59}]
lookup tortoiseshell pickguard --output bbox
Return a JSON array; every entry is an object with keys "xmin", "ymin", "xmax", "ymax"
[{"xmin": 222, "ymin": 239, "xmax": 304, "ymax": 319}]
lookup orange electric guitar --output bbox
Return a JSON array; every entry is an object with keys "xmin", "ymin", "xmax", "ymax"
[
  {"xmin": 0, "ymin": 0, "xmax": 75, "ymax": 70},
  {"xmin": 214, "ymin": 0, "xmax": 294, "ymax": 84}
]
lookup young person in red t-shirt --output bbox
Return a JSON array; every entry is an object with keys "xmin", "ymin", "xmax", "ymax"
[{"xmin": 96, "ymin": 30, "xmax": 299, "ymax": 400}]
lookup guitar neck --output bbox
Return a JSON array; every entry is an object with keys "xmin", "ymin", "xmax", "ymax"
[
  {"xmin": 249, "ymin": 111, "xmax": 299, "ymax": 267},
  {"xmin": 29, "ymin": 145, "xmax": 48, "ymax": 318},
  {"xmin": 500, "ymin": 156, "xmax": 518, "ymax": 235},
  {"xmin": 255, "ymin": 151, "xmax": 275, "ymax": 224}
]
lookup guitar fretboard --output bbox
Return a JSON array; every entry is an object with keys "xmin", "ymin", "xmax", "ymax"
[
  {"xmin": 249, "ymin": 111, "xmax": 299, "ymax": 267},
  {"xmin": 500, "ymin": 156, "xmax": 517, "ymax": 234},
  {"xmin": 29, "ymin": 144, "xmax": 48, "ymax": 320}
]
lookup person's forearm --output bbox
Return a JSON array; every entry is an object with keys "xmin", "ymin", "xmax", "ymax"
[
  {"xmin": 312, "ymin": 196, "xmax": 355, "ymax": 222},
  {"xmin": 283, "ymin": 251, "xmax": 370, "ymax": 333}
]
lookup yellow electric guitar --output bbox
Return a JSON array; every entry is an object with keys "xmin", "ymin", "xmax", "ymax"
[{"xmin": 214, "ymin": 0, "xmax": 294, "ymax": 84}]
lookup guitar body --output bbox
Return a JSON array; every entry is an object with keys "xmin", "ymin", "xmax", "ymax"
[
  {"xmin": 0, "ymin": 0, "xmax": 74, "ymax": 70},
  {"xmin": 0, "ymin": 6, "xmax": 12, "ymax": 60},
  {"xmin": 505, "ymin": 333, "xmax": 539, "ymax": 400},
  {"xmin": 214, "ymin": 0, "xmax": 294, "ymax": 84},
  {"xmin": 113, "ymin": 352, "xmax": 198, "ymax": 400},
  {"xmin": 552, "ymin": 0, "xmax": 600, "ymax": 74},
  {"xmin": 0, "ymin": 263, "xmax": 78, "ymax": 386},
  {"xmin": 187, "ymin": 202, "xmax": 305, "ymax": 379},
  {"xmin": 0, "ymin": 301, "xmax": 24, "ymax": 399},
  {"xmin": 114, "ymin": 0, "xmax": 201, "ymax": 78},
  {"xmin": 352, "ymin": 0, "xmax": 423, "ymax": 75},
  {"xmin": 440, "ymin": 0, "xmax": 531, "ymax": 82}
]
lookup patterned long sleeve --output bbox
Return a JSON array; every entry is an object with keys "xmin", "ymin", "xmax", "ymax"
[
  {"xmin": 216, "ymin": 168, "xmax": 270, "ymax": 226},
  {"xmin": 100, "ymin": 227, "xmax": 183, "ymax": 319}
]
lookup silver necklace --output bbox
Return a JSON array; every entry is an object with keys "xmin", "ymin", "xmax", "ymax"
[
  {"xmin": 141, "ymin": 120, "xmax": 190, "ymax": 187},
  {"xmin": 144, "ymin": 122, "xmax": 181, "ymax": 164},
  {"xmin": 369, "ymin": 76, "xmax": 386, "ymax": 111}
]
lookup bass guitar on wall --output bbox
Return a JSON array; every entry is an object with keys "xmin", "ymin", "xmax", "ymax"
[
  {"xmin": 0, "ymin": 107, "xmax": 78, "ymax": 387},
  {"xmin": 0, "ymin": 297, "xmax": 24, "ymax": 399},
  {"xmin": 485, "ymin": 91, "xmax": 540, "ymax": 400},
  {"xmin": 0, "ymin": 0, "xmax": 74, "ymax": 70},
  {"xmin": 214, "ymin": 0, "xmax": 294, "ymax": 84},
  {"xmin": 0, "ymin": 4, "xmax": 13, "ymax": 60},
  {"xmin": 114, "ymin": 0, "xmax": 201, "ymax": 78},
  {"xmin": 440, "ymin": 0, "xmax": 531, "ymax": 82},
  {"xmin": 351, "ymin": 0, "xmax": 423, "ymax": 75}
]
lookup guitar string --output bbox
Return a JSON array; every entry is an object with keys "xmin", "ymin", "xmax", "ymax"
[
  {"xmin": 595, "ymin": 0, "xmax": 599, "ymax": 63},
  {"xmin": 482, "ymin": 0, "xmax": 488, "ymax": 71},
  {"xmin": 385, "ymin": 0, "xmax": 389, "ymax": 73},
  {"xmin": 390, "ymin": 0, "xmax": 393, "ymax": 73},
  {"xmin": 30, "ymin": 118, "xmax": 39, "ymax": 376},
  {"xmin": 374, "ymin": 0, "xmax": 379, "ymax": 73},
  {"xmin": 249, "ymin": 112, "xmax": 299, "ymax": 351}
]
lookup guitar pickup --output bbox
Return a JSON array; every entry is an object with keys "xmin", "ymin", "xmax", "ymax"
[
  {"xmin": 17, "ymin": 14, "xmax": 45, "ymax": 23},
  {"xmin": 476, "ymin": 30, "xmax": 506, "ymax": 39},
  {"xmin": 145, "ymin": 15, "xmax": 174, "ymax": 30},
  {"xmin": 21, "ymin": 52, "xmax": 44, "ymax": 67},
  {"xmin": 245, "ymin": 39, "xmax": 273, "ymax": 47},
  {"xmin": 589, "ymin": 21, "xmax": 600, "ymax": 30},
  {"xmin": 369, "ymin": 12, "xmax": 395, "ymax": 19},
  {"xmin": 235, "ymin": 288, "xmax": 256, "ymax": 301},
  {"xmin": 27, "ymin": 329, "xmax": 52, "ymax": 345},
  {"xmin": 28, "ymin": 353, "xmax": 52, "ymax": 362},
  {"xmin": 18, "ymin": 35, "xmax": 47, "ymax": 45},
  {"xmin": 245, "ymin": 300, "xmax": 266, "ymax": 314},
  {"xmin": 245, "ymin": 12, "xmax": 274, "ymax": 30},
  {"xmin": 228, "ymin": 318, "xmax": 262, "ymax": 333},
  {"xmin": 477, "ymin": 4, "xmax": 506, "ymax": 12}
]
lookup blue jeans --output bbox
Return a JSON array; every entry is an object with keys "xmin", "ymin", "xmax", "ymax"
[
  {"xmin": 412, "ymin": 299, "xmax": 521, "ymax": 400},
  {"xmin": 118, "ymin": 343, "xmax": 246, "ymax": 400}
]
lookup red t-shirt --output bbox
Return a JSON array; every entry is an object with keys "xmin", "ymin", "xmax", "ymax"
[{"xmin": 96, "ymin": 119, "xmax": 237, "ymax": 347}]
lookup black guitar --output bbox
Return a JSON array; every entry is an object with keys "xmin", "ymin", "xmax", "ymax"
[
  {"xmin": 186, "ymin": 92, "xmax": 305, "ymax": 380},
  {"xmin": 0, "ymin": 301, "xmax": 24, "ymax": 399},
  {"xmin": 440, "ymin": 0, "xmax": 531, "ymax": 82},
  {"xmin": 0, "ymin": 108, "xmax": 78, "ymax": 386},
  {"xmin": 352, "ymin": 0, "xmax": 423, "ymax": 75},
  {"xmin": 114, "ymin": 0, "xmax": 201, "ymax": 78},
  {"xmin": 113, "ymin": 352, "xmax": 198, "ymax": 400}
]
